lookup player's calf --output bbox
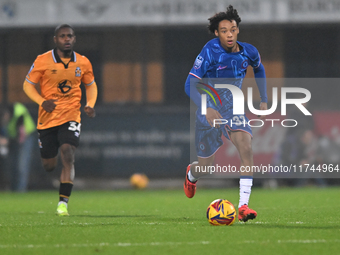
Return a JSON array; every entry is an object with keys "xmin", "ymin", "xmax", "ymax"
[{"xmin": 42, "ymin": 158, "xmax": 57, "ymax": 172}]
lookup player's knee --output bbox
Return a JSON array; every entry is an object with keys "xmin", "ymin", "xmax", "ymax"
[
  {"xmin": 63, "ymin": 153, "xmax": 74, "ymax": 165},
  {"xmin": 60, "ymin": 144, "xmax": 75, "ymax": 165},
  {"xmin": 43, "ymin": 162, "xmax": 56, "ymax": 172},
  {"xmin": 205, "ymin": 160, "xmax": 215, "ymax": 167},
  {"xmin": 41, "ymin": 157, "xmax": 57, "ymax": 172},
  {"xmin": 198, "ymin": 158, "xmax": 215, "ymax": 167},
  {"xmin": 240, "ymin": 143, "xmax": 252, "ymax": 156}
]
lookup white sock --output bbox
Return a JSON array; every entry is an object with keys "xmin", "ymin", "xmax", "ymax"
[
  {"xmin": 187, "ymin": 169, "xmax": 198, "ymax": 183},
  {"xmin": 58, "ymin": 201, "xmax": 68, "ymax": 207},
  {"xmin": 238, "ymin": 177, "xmax": 253, "ymax": 208}
]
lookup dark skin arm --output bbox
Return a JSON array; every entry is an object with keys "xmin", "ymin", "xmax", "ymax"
[
  {"xmin": 84, "ymin": 106, "xmax": 96, "ymax": 118},
  {"xmin": 41, "ymin": 99, "xmax": 96, "ymax": 118},
  {"xmin": 41, "ymin": 99, "xmax": 57, "ymax": 113}
]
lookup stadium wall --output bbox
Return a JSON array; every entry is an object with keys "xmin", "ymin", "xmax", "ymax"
[{"xmin": 1, "ymin": 22, "xmax": 340, "ymax": 189}]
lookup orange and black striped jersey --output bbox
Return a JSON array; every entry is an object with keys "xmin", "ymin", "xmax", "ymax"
[{"xmin": 26, "ymin": 49, "xmax": 95, "ymax": 130}]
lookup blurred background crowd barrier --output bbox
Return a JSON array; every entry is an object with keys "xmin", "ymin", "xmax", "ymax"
[{"xmin": 0, "ymin": 0, "xmax": 340, "ymax": 190}]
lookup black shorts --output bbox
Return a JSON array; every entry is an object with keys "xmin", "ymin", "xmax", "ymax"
[{"xmin": 37, "ymin": 121, "xmax": 81, "ymax": 159}]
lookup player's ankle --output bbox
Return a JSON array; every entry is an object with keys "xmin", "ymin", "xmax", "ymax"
[
  {"xmin": 187, "ymin": 170, "xmax": 198, "ymax": 183},
  {"xmin": 58, "ymin": 201, "xmax": 67, "ymax": 207}
]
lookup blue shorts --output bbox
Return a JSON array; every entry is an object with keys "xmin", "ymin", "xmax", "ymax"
[{"xmin": 195, "ymin": 114, "xmax": 252, "ymax": 158}]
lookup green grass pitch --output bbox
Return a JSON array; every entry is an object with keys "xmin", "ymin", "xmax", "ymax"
[{"xmin": 0, "ymin": 187, "xmax": 339, "ymax": 255}]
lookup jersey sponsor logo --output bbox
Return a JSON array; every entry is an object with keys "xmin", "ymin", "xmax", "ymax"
[
  {"xmin": 52, "ymin": 93, "xmax": 75, "ymax": 99},
  {"xmin": 194, "ymin": 56, "xmax": 203, "ymax": 69},
  {"xmin": 75, "ymin": 67, "xmax": 81, "ymax": 77},
  {"xmin": 58, "ymin": 80, "xmax": 72, "ymax": 94}
]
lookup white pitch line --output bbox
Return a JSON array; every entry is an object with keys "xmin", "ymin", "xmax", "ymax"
[
  {"xmin": 0, "ymin": 241, "xmax": 211, "ymax": 249},
  {"xmin": 1, "ymin": 239, "xmax": 339, "ymax": 249},
  {"xmin": 277, "ymin": 240, "xmax": 338, "ymax": 244},
  {"xmin": 257, "ymin": 205, "xmax": 340, "ymax": 210},
  {"xmin": 242, "ymin": 239, "xmax": 340, "ymax": 244},
  {"xmin": 0, "ymin": 221, "xmax": 200, "ymax": 227}
]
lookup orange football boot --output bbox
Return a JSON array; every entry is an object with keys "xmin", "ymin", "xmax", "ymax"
[
  {"xmin": 238, "ymin": 204, "xmax": 257, "ymax": 222},
  {"xmin": 183, "ymin": 164, "xmax": 197, "ymax": 198}
]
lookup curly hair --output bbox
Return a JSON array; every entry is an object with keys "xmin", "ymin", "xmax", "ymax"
[{"xmin": 208, "ymin": 5, "xmax": 241, "ymax": 34}]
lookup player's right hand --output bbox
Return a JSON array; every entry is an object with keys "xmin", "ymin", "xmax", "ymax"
[
  {"xmin": 206, "ymin": 107, "xmax": 223, "ymax": 128},
  {"xmin": 42, "ymin": 99, "xmax": 57, "ymax": 113},
  {"xmin": 257, "ymin": 102, "xmax": 268, "ymax": 120}
]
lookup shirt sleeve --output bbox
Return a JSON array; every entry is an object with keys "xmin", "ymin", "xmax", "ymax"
[
  {"xmin": 184, "ymin": 74, "xmax": 202, "ymax": 107},
  {"xmin": 23, "ymin": 80, "xmax": 45, "ymax": 106},
  {"xmin": 185, "ymin": 45, "xmax": 213, "ymax": 107},
  {"xmin": 188, "ymin": 45, "xmax": 212, "ymax": 79},
  {"xmin": 246, "ymin": 44, "xmax": 261, "ymax": 69},
  {"xmin": 82, "ymin": 57, "xmax": 95, "ymax": 86},
  {"xmin": 25, "ymin": 57, "xmax": 44, "ymax": 85},
  {"xmin": 245, "ymin": 43, "xmax": 267, "ymax": 102},
  {"xmin": 253, "ymin": 63, "xmax": 267, "ymax": 103},
  {"xmin": 85, "ymin": 81, "xmax": 98, "ymax": 108}
]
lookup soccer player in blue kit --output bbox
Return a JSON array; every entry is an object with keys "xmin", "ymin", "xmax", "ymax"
[{"xmin": 183, "ymin": 5, "xmax": 268, "ymax": 222}]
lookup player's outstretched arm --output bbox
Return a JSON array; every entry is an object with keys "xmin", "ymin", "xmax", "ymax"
[
  {"xmin": 24, "ymin": 80, "xmax": 57, "ymax": 113},
  {"xmin": 84, "ymin": 82, "xmax": 98, "ymax": 118},
  {"xmin": 253, "ymin": 63, "xmax": 268, "ymax": 119},
  {"xmin": 23, "ymin": 80, "xmax": 45, "ymax": 106},
  {"xmin": 184, "ymin": 74, "xmax": 203, "ymax": 108},
  {"xmin": 253, "ymin": 63, "xmax": 267, "ymax": 103}
]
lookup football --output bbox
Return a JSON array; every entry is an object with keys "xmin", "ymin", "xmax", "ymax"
[
  {"xmin": 206, "ymin": 199, "xmax": 236, "ymax": 226},
  {"xmin": 130, "ymin": 173, "xmax": 149, "ymax": 189}
]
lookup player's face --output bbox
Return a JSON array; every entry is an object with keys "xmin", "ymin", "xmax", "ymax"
[
  {"xmin": 215, "ymin": 20, "xmax": 239, "ymax": 52},
  {"xmin": 54, "ymin": 28, "xmax": 76, "ymax": 53}
]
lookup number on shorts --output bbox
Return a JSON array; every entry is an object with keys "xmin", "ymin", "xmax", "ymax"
[
  {"xmin": 68, "ymin": 122, "xmax": 81, "ymax": 132},
  {"xmin": 232, "ymin": 115, "xmax": 245, "ymax": 126}
]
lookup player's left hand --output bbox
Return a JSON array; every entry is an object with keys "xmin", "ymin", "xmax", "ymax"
[
  {"xmin": 257, "ymin": 102, "xmax": 268, "ymax": 119},
  {"xmin": 84, "ymin": 106, "xmax": 96, "ymax": 118},
  {"xmin": 206, "ymin": 107, "xmax": 223, "ymax": 128}
]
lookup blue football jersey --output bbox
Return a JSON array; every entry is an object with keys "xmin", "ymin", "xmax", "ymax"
[
  {"xmin": 189, "ymin": 38, "xmax": 262, "ymax": 113},
  {"xmin": 189, "ymin": 38, "xmax": 261, "ymax": 80}
]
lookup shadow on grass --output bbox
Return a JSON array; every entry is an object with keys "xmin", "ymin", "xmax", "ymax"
[
  {"xmin": 72, "ymin": 215, "xmax": 204, "ymax": 223},
  {"xmin": 239, "ymin": 223, "xmax": 340, "ymax": 230},
  {"xmin": 71, "ymin": 215, "xmax": 339, "ymax": 230},
  {"xmin": 72, "ymin": 214, "xmax": 157, "ymax": 218}
]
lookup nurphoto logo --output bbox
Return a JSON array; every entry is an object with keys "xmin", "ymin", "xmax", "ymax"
[{"xmin": 199, "ymin": 83, "xmax": 311, "ymax": 128}]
